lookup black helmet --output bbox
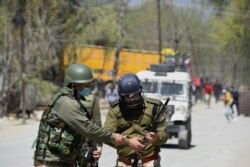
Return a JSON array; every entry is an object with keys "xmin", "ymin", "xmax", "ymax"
[{"xmin": 118, "ymin": 73, "xmax": 143, "ymax": 110}]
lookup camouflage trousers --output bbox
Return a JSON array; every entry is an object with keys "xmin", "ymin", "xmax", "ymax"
[{"xmin": 33, "ymin": 160, "xmax": 75, "ymax": 167}]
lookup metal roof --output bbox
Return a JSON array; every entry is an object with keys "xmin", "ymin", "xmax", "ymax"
[{"xmin": 136, "ymin": 70, "xmax": 191, "ymax": 83}]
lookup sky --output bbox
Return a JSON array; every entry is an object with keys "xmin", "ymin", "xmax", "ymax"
[{"xmin": 129, "ymin": 0, "xmax": 192, "ymax": 7}]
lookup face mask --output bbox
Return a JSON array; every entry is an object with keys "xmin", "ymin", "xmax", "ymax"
[{"xmin": 78, "ymin": 87, "xmax": 91, "ymax": 97}]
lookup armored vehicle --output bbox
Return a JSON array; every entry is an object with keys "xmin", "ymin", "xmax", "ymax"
[{"xmin": 137, "ymin": 64, "xmax": 192, "ymax": 149}]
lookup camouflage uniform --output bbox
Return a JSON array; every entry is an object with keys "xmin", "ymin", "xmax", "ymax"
[
  {"xmin": 33, "ymin": 87, "xmax": 113, "ymax": 167},
  {"xmin": 104, "ymin": 97, "xmax": 168, "ymax": 167}
]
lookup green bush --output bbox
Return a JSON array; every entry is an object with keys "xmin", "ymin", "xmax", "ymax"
[{"xmin": 26, "ymin": 77, "xmax": 60, "ymax": 106}]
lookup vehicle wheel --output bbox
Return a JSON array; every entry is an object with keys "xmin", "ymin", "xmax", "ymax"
[
  {"xmin": 178, "ymin": 129, "xmax": 191, "ymax": 149},
  {"xmin": 186, "ymin": 117, "xmax": 192, "ymax": 145}
]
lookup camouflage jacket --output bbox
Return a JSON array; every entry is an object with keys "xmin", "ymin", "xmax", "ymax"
[{"xmin": 33, "ymin": 87, "xmax": 112, "ymax": 164}]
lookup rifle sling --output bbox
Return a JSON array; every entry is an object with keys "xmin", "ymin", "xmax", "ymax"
[{"xmin": 77, "ymin": 99, "xmax": 91, "ymax": 121}]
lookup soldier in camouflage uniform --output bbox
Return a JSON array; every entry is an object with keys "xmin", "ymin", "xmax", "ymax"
[
  {"xmin": 33, "ymin": 64, "xmax": 124, "ymax": 167},
  {"xmin": 104, "ymin": 73, "xmax": 168, "ymax": 167}
]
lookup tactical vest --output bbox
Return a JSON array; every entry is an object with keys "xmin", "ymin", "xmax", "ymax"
[{"xmin": 34, "ymin": 88, "xmax": 84, "ymax": 163}]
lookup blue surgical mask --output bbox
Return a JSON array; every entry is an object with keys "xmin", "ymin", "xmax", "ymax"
[{"xmin": 78, "ymin": 87, "xmax": 91, "ymax": 97}]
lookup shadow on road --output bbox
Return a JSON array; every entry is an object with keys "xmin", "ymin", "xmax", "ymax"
[{"xmin": 160, "ymin": 143, "xmax": 196, "ymax": 150}]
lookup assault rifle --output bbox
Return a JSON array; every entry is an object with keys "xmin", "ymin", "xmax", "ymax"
[
  {"xmin": 132, "ymin": 98, "xmax": 170, "ymax": 167},
  {"xmin": 84, "ymin": 140, "xmax": 98, "ymax": 167},
  {"xmin": 143, "ymin": 97, "xmax": 170, "ymax": 145}
]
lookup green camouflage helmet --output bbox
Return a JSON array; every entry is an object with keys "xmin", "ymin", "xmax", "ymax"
[{"xmin": 64, "ymin": 64, "xmax": 94, "ymax": 86}]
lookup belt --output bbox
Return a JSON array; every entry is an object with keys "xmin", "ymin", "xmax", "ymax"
[
  {"xmin": 118, "ymin": 153, "xmax": 159, "ymax": 166},
  {"xmin": 34, "ymin": 160, "xmax": 74, "ymax": 167}
]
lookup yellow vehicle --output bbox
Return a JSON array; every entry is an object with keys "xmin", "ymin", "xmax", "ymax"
[{"xmin": 64, "ymin": 45, "xmax": 164, "ymax": 81}]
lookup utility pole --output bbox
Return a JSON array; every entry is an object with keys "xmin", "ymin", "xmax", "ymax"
[
  {"xmin": 157, "ymin": 0, "xmax": 163, "ymax": 63},
  {"xmin": 12, "ymin": 0, "xmax": 27, "ymax": 124},
  {"xmin": 187, "ymin": 26, "xmax": 199, "ymax": 77},
  {"xmin": 113, "ymin": 0, "xmax": 128, "ymax": 81}
]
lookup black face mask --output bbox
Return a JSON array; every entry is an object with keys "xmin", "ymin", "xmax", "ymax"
[{"xmin": 119, "ymin": 96, "xmax": 144, "ymax": 118}]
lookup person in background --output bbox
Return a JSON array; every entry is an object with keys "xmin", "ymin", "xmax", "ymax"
[
  {"xmin": 204, "ymin": 80, "xmax": 213, "ymax": 108},
  {"xmin": 230, "ymin": 86, "xmax": 239, "ymax": 116},
  {"xmin": 105, "ymin": 83, "xmax": 119, "ymax": 106},
  {"xmin": 213, "ymin": 80, "xmax": 223, "ymax": 103},
  {"xmin": 104, "ymin": 73, "xmax": 168, "ymax": 167},
  {"xmin": 192, "ymin": 76, "xmax": 201, "ymax": 103},
  {"xmin": 222, "ymin": 88, "xmax": 234, "ymax": 123}
]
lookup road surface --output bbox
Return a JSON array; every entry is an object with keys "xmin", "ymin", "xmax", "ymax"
[{"xmin": 0, "ymin": 100, "xmax": 250, "ymax": 167}]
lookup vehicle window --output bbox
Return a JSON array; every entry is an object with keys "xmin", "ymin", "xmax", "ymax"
[
  {"xmin": 161, "ymin": 82, "xmax": 183, "ymax": 95},
  {"xmin": 141, "ymin": 81, "xmax": 158, "ymax": 93}
]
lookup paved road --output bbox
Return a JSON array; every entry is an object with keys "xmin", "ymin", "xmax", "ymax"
[
  {"xmin": 99, "ymin": 101, "xmax": 250, "ymax": 167},
  {"xmin": 0, "ymin": 100, "xmax": 250, "ymax": 167}
]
